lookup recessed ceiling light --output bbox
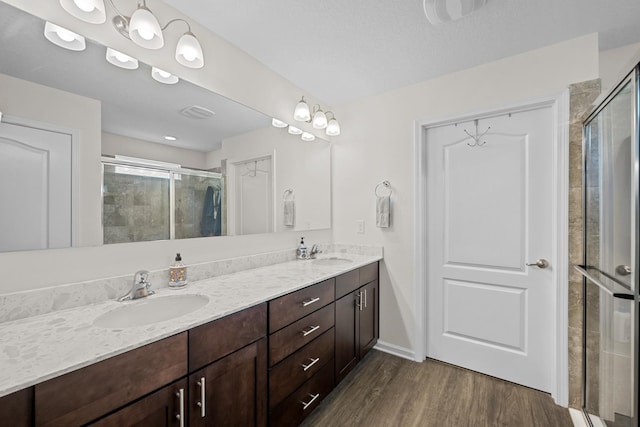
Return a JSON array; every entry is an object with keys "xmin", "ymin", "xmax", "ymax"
[{"xmin": 163, "ymin": 135, "xmax": 177, "ymax": 141}]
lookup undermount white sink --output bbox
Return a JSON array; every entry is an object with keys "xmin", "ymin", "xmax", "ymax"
[
  {"xmin": 94, "ymin": 294, "xmax": 209, "ymax": 328},
  {"xmin": 312, "ymin": 257, "xmax": 353, "ymax": 266}
]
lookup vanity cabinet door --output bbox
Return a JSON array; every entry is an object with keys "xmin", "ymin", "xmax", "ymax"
[
  {"xmin": 88, "ymin": 379, "xmax": 186, "ymax": 427},
  {"xmin": 189, "ymin": 338, "xmax": 267, "ymax": 427},
  {"xmin": 359, "ymin": 280, "xmax": 379, "ymax": 359},
  {"xmin": 335, "ymin": 290, "xmax": 360, "ymax": 384},
  {"xmin": 0, "ymin": 387, "xmax": 33, "ymax": 427}
]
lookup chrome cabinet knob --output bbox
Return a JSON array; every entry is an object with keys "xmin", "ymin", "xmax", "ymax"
[{"xmin": 526, "ymin": 259, "xmax": 549, "ymax": 269}]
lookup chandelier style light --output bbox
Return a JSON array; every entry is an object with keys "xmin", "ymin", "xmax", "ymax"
[
  {"xmin": 293, "ymin": 96, "xmax": 341, "ymax": 137},
  {"xmin": 58, "ymin": 0, "xmax": 204, "ymax": 69}
]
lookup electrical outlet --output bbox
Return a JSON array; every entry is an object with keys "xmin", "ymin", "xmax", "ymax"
[{"xmin": 356, "ymin": 219, "xmax": 365, "ymax": 234}]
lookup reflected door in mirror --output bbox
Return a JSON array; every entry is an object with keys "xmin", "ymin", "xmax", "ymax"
[{"xmin": 0, "ymin": 121, "xmax": 72, "ymax": 252}]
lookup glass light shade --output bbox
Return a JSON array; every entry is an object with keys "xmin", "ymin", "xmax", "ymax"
[
  {"xmin": 44, "ymin": 22, "xmax": 86, "ymax": 51},
  {"xmin": 301, "ymin": 132, "xmax": 316, "ymax": 142},
  {"xmin": 59, "ymin": 0, "xmax": 106, "ymax": 24},
  {"xmin": 293, "ymin": 97, "xmax": 311, "ymax": 122},
  {"xmin": 326, "ymin": 118, "xmax": 341, "ymax": 136},
  {"xmin": 312, "ymin": 110, "xmax": 328, "ymax": 129},
  {"xmin": 129, "ymin": 6, "xmax": 164, "ymax": 49},
  {"xmin": 175, "ymin": 32, "xmax": 204, "ymax": 68},
  {"xmin": 151, "ymin": 67, "xmax": 179, "ymax": 84},
  {"xmin": 288, "ymin": 125, "xmax": 302, "ymax": 135},
  {"xmin": 105, "ymin": 48, "xmax": 139, "ymax": 69},
  {"xmin": 272, "ymin": 118, "xmax": 288, "ymax": 128}
]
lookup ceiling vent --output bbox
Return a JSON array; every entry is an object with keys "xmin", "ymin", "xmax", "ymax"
[
  {"xmin": 423, "ymin": 0, "xmax": 486, "ymax": 25},
  {"xmin": 180, "ymin": 105, "xmax": 216, "ymax": 120}
]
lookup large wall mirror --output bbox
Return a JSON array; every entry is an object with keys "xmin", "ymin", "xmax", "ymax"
[{"xmin": 0, "ymin": 1, "xmax": 331, "ymax": 253}]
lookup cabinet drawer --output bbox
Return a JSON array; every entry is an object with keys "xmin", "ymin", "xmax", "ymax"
[
  {"xmin": 269, "ymin": 328, "xmax": 335, "ymax": 408},
  {"xmin": 335, "ymin": 269, "xmax": 359, "ymax": 298},
  {"xmin": 359, "ymin": 262, "xmax": 378, "ymax": 285},
  {"xmin": 270, "ymin": 360, "xmax": 334, "ymax": 427},
  {"xmin": 35, "ymin": 332, "xmax": 187, "ymax": 427},
  {"xmin": 269, "ymin": 303, "xmax": 334, "ymax": 366},
  {"xmin": 189, "ymin": 303, "xmax": 267, "ymax": 371},
  {"xmin": 269, "ymin": 278, "xmax": 334, "ymax": 333}
]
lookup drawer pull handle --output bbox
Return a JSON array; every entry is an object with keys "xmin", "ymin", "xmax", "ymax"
[
  {"xmin": 357, "ymin": 291, "xmax": 363, "ymax": 311},
  {"xmin": 175, "ymin": 388, "xmax": 185, "ymax": 427},
  {"xmin": 302, "ymin": 297, "xmax": 321, "ymax": 307},
  {"xmin": 364, "ymin": 289, "xmax": 367, "ymax": 308},
  {"xmin": 196, "ymin": 376, "xmax": 206, "ymax": 418},
  {"xmin": 302, "ymin": 325, "xmax": 320, "ymax": 336},
  {"xmin": 302, "ymin": 357, "xmax": 320, "ymax": 371},
  {"xmin": 301, "ymin": 393, "xmax": 320, "ymax": 410}
]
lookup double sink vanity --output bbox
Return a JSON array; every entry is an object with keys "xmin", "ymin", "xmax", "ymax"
[{"xmin": 0, "ymin": 251, "xmax": 381, "ymax": 426}]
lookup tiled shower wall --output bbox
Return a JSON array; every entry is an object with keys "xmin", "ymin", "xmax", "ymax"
[{"xmin": 568, "ymin": 79, "xmax": 601, "ymax": 408}]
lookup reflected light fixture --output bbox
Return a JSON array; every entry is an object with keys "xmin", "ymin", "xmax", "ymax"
[
  {"xmin": 423, "ymin": 0, "xmax": 486, "ymax": 25},
  {"xmin": 293, "ymin": 95, "xmax": 341, "ymax": 137},
  {"xmin": 105, "ymin": 47, "xmax": 138, "ymax": 69},
  {"xmin": 59, "ymin": 0, "xmax": 106, "ymax": 24},
  {"xmin": 301, "ymin": 132, "xmax": 315, "ymax": 142},
  {"xmin": 151, "ymin": 66, "xmax": 179, "ymax": 84},
  {"xmin": 163, "ymin": 135, "xmax": 177, "ymax": 141},
  {"xmin": 59, "ymin": 0, "xmax": 205, "ymax": 68},
  {"xmin": 288, "ymin": 125, "xmax": 303, "ymax": 135},
  {"xmin": 44, "ymin": 21, "xmax": 86, "ymax": 51},
  {"xmin": 271, "ymin": 118, "xmax": 288, "ymax": 128}
]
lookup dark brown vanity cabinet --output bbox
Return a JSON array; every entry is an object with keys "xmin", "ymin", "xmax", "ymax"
[
  {"xmin": 335, "ymin": 263, "xmax": 379, "ymax": 384},
  {"xmin": 0, "ymin": 387, "xmax": 33, "ymax": 427}
]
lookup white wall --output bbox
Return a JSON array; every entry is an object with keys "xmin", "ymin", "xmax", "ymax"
[
  {"xmin": 0, "ymin": 72, "xmax": 102, "ymax": 247},
  {"xmin": 219, "ymin": 127, "xmax": 332, "ymax": 233},
  {"xmin": 102, "ymin": 132, "xmax": 208, "ymax": 170},
  {"xmin": 599, "ymin": 42, "xmax": 640, "ymax": 95},
  {"xmin": 331, "ymin": 34, "xmax": 600, "ymax": 356}
]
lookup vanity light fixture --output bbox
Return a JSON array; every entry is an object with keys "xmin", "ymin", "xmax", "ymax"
[
  {"xmin": 44, "ymin": 21, "xmax": 86, "ymax": 51},
  {"xmin": 105, "ymin": 47, "xmax": 139, "ymax": 69},
  {"xmin": 59, "ymin": 0, "xmax": 205, "ymax": 68},
  {"xmin": 287, "ymin": 125, "xmax": 303, "ymax": 135},
  {"xmin": 293, "ymin": 95, "xmax": 341, "ymax": 137},
  {"xmin": 151, "ymin": 66, "xmax": 179, "ymax": 84},
  {"xmin": 301, "ymin": 132, "xmax": 316, "ymax": 142},
  {"xmin": 271, "ymin": 118, "xmax": 288, "ymax": 128}
]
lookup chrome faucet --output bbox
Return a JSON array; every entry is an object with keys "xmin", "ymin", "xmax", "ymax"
[
  {"xmin": 309, "ymin": 244, "xmax": 322, "ymax": 259},
  {"xmin": 118, "ymin": 270, "xmax": 155, "ymax": 301}
]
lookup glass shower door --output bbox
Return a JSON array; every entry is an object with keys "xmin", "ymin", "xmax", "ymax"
[{"xmin": 581, "ymin": 70, "xmax": 637, "ymax": 427}]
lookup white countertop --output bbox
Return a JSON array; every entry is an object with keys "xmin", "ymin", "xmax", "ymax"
[{"xmin": 0, "ymin": 253, "xmax": 381, "ymax": 397}]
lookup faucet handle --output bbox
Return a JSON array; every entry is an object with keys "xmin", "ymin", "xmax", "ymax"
[{"xmin": 134, "ymin": 270, "xmax": 149, "ymax": 285}]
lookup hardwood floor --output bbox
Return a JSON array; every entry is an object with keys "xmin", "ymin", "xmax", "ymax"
[{"xmin": 302, "ymin": 351, "xmax": 573, "ymax": 427}]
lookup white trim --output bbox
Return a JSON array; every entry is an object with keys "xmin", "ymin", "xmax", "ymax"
[
  {"xmin": 413, "ymin": 94, "xmax": 570, "ymax": 406},
  {"xmin": 569, "ymin": 409, "xmax": 589, "ymax": 427},
  {"xmin": 1, "ymin": 114, "xmax": 80, "ymax": 247},
  {"xmin": 374, "ymin": 340, "xmax": 416, "ymax": 361}
]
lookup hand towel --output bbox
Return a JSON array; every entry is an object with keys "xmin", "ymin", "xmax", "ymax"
[
  {"xmin": 376, "ymin": 196, "xmax": 390, "ymax": 228},
  {"xmin": 284, "ymin": 200, "xmax": 295, "ymax": 226}
]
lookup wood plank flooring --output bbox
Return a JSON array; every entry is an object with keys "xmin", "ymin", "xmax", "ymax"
[{"xmin": 301, "ymin": 351, "xmax": 573, "ymax": 427}]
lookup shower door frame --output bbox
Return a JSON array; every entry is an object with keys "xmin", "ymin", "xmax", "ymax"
[{"xmin": 580, "ymin": 65, "xmax": 639, "ymax": 427}]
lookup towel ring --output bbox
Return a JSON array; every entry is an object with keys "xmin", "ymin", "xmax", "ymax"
[
  {"xmin": 283, "ymin": 188, "xmax": 295, "ymax": 201},
  {"xmin": 375, "ymin": 180, "xmax": 392, "ymax": 197}
]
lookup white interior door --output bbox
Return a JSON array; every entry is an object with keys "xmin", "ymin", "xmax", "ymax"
[
  {"xmin": 426, "ymin": 107, "xmax": 554, "ymax": 392},
  {"xmin": 0, "ymin": 121, "xmax": 72, "ymax": 252}
]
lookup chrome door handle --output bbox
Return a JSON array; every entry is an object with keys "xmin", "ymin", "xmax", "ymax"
[
  {"xmin": 616, "ymin": 265, "xmax": 632, "ymax": 276},
  {"xmin": 175, "ymin": 388, "xmax": 185, "ymax": 427},
  {"xmin": 196, "ymin": 376, "xmax": 206, "ymax": 418},
  {"xmin": 526, "ymin": 259, "xmax": 549, "ymax": 269}
]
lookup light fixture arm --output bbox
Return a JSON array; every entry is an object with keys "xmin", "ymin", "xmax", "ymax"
[{"xmin": 161, "ymin": 18, "xmax": 193, "ymax": 33}]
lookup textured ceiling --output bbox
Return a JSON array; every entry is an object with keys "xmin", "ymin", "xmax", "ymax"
[{"xmin": 164, "ymin": 0, "xmax": 640, "ymax": 106}]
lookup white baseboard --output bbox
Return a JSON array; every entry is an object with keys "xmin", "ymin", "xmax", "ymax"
[
  {"xmin": 569, "ymin": 409, "xmax": 587, "ymax": 427},
  {"xmin": 374, "ymin": 340, "xmax": 417, "ymax": 361}
]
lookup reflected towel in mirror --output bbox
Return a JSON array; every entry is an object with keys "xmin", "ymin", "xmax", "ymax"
[
  {"xmin": 376, "ymin": 196, "xmax": 390, "ymax": 228},
  {"xmin": 284, "ymin": 200, "xmax": 295, "ymax": 226}
]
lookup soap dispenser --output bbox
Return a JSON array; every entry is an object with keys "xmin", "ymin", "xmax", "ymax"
[
  {"xmin": 169, "ymin": 253, "xmax": 188, "ymax": 288},
  {"xmin": 297, "ymin": 237, "xmax": 308, "ymax": 260}
]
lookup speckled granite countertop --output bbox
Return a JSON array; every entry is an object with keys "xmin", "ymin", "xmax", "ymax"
[{"xmin": 0, "ymin": 253, "xmax": 381, "ymax": 397}]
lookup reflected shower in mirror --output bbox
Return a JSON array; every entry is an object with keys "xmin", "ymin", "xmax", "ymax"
[{"xmin": 0, "ymin": 1, "xmax": 331, "ymax": 252}]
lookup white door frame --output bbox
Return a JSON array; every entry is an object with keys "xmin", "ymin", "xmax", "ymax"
[{"xmin": 413, "ymin": 92, "xmax": 570, "ymax": 406}]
